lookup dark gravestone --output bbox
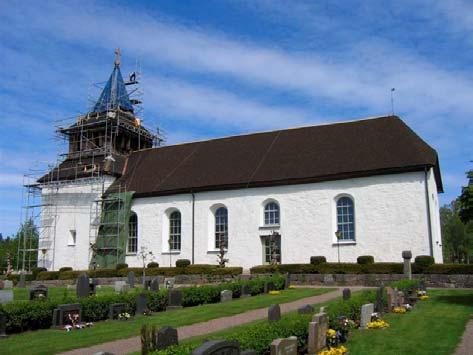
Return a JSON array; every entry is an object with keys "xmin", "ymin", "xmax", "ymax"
[
  {"xmin": 375, "ymin": 286, "xmax": 384, "ymax": 313},
  {"xmin": 157, "ymin": 326, "xmax": 178, "ymax": 350},
  {"xmin": 297, "ymin": 304, "xmax": 314, "ymax": 314},
  {"xmin": 264, "ymin": 281, "xmax": 276, "ymax": 293},
  {"xmin": 167, "ymin": 289, "xmax": 183, "ymax": 310},
  {"xmin": 135, "ymin": 294, "xmax": 149, "ymax": 315},
  {"xmin": 192, "ymin": 339, "xmax": 240, "ymax": 355},
  {"xmin": 284, "ymin": 273, "xmax": 291, "ymax": 289},
  {"xmin": 109, "ymin": 303, "xmax": 127, "ymax": 320},
  {"xmin": 29, "ymin": 284, "xmax": 48, "ymax": 301},
  {"xmin": 89, "ymin": 278, "xmax": 96, "ymax": 296},
  {"xmin": 127, "ymin": 271, "xmax": 135, "ymax": 288},
  {"xmin": 342, "ymin": 288, "xmax": 351, "ymax": 301},
  {"xmin": 268, "ymin": 304, "xmax": 281, "ymax": 322},
  {"xmin": 0, "ymin": 311, "xmax": 7, "ymax": 338},
  {"xmin": 52, "ymin": 303, "xmax": 82, "ymax": 327},
  {"xmin": 150, "ymin": 278, "xmax": 160, "ymax": 291},
  {"xmin": 76, "ymin": 273, "xmax": 90, "ymax": 298},
  {"xmin": 241, "ymin": 284, "xmax": 251, "ymax": 298},
  {"xmin": 144, "ymin": 279, "xmax": 152, "ymax": 290},
  {"xmin": 18, "ymin": 273, "xmax": 26, "ymax": 288}
]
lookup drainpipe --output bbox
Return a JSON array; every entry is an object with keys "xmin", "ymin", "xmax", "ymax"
[
  {"xmin": 424, "ymin": 167, "xmax": 434, "ymax": 257},
  {"xmin": 191, "ymin": 191, "xmax": 195, "ymax": 264}
]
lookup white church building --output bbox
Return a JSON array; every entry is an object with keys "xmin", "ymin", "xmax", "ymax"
[{"xmin": 37, "ymin": 55, "xmax": 443, "ymax": 271}]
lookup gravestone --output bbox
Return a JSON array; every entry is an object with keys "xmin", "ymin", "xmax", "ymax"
[
  {"xmin": 18, "ymin": 273, "xmax": 26, "ymax": 288},
  {"xmin": 360, "ymin": 303, "xmax": 374, "ymax": 329},
  {"xmin": 308, "ymin": 311, "xmax": 329, "ymax": 354},
  {"xmin": 284, "ymin": 273, "xmax": 291, "ymax": 289},
  {"xmin": 144, "ymin": 279, "xmax": 152, "ymax": 290},
  {"xmin": 164, "ymin": 277, "xmax": 175, "ymax": 289},
  {"xmin": 109, "ymin": 303, "xmax": 127, "ymax": 320},
  {"xmin": 0, "ymin": 290, "xmax": 13, "ymax": 304},
  {"xmin": 114, "ymin": 281, "xmax": 129, "ymax": 293},
  {"xmin": 342, "ymin": 288, "xmax": 351, "ymax": 300},
  {"xmin": 402, "ymin": 250, "xmax": 412, "ymax": 280},
  {"xmin": 52, "ymin": 303, "xmax": 82, "ymax": 327},
  {"xmin": 150, "ymin": 278, "xmax": 160, "ymax": 291},
  {"xmin": 386, "ymin": 287, "xmax": 398, "ymax": 311},
  {"xmin": 29, "ymin": 284, "xmax": 48, "ymax": 301},
  {"xmin": 398, "ymin": 291, "xmax": 405, "ymax": 305},
  {"xmin": 3, "ymin": 280, "xmax": 13, "ymax": 289},
  {"xmin": 264, "ymin": 281, "xmax": 276, "ymax": 293},
  {"xmin": 297, "ymin": 304, "xmax": 314, "ymax": 314},
  {"xmin": 135, "ymin": 294, "xmax": 149, "ymax": 315},
  {"xmin": 220, "ymin": 290, "xmax": 232, "ymax": 303},
  {"xmin": 0, "ymin": 311, "xmax": 7, "ymax": 338},
  {"xmin": 419, "ymin": 278, "xmax": 426, "ymax": 292},
  {"xmin": 319, "ymin": 306, "xmax": 326, "ymax": 313},
  {"xmin": 270, "ymin": 336, "xmax": 297, "ymax": 355},
  {"xmin": 268, "ymin": 304, "xmax": 281, "ymax": 322},
  {"xmin": 192, "ymin": 339, "xmax": 240, "ymax": 355},
  {"xmin": 89, "ymin": 278, "xmax": 97, "ymax": 296},
  {"xmin": 167, "ymin": 289, "xmax": 183, "ymax": 310},
  {"xmin": 157, "ymin": 326, "xmax": 179, "ymax": 350},
  {"xmin": 241, "ymin": 284, "xmax": 251, "ymax": 298},
  {"xmin": 127, "ymin": 271, "xmax": 135, "ymax": 288},
  {"xmin": 76, "ymin": 273, "xmax": 90, "ymax": 298},
  {"xmin": 375, "ymin": 286, "xmax": 384, "ymax": 313}
]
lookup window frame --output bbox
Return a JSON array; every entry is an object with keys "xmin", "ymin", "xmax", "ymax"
[
  {"xmin": 335, "ymin": 195, "xmax": 356, "ymax": 242},
  {"xmin": 214, "ymin": 207, "xmax": 228, "ymax": 249},
  {"xmin": 127, "ymin": 212, "xmax": 138, "ymax": 254},
  {"xmin": 264, "ymin": 201, "xmax": 280, "ymax": 226},
  {"xmin": 169, "ymin": 210, "xmax": 182, "ymax": 251}
]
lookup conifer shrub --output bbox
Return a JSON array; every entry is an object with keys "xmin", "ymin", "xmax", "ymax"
[
  {"xmin": 310, "ymin": 256, "xmax": 327, "ymax": 265},
  {"xmin": 175, "ymin": 259, "xmax": 191, "ymax": 268},
  {"xmin": 357, "ymin": 255, "xmax": 375, "ymax": 265}
]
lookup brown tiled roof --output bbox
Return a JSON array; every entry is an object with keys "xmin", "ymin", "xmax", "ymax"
[{"xmin": 108, "ymin": 116, "xmax": 443, "ymax": 196}]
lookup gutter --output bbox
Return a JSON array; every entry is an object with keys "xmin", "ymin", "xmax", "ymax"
[{"xmin": 424, "ymin": 167, "xmax": 434, "ymax": 257}]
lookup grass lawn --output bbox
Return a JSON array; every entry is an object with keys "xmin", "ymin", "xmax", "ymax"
[
  {"xmin": 148, "ymin": 289, "xmax": 473, "ymax": 355},
  {"xmin": 13, "ymin": 285, "xmax": 119, "ymax": 301},
  {"xmin": 347, "ymin": 289, "xmax": 473, "ymax": 355},
  {"xmin": 2, "ymin": 287, "xmax": 334, "ymax": 355}
]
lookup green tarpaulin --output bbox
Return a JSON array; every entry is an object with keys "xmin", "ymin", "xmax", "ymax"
[{"xmin": 93, "ymin": 191, "xmax": 134, "ymax": 268}]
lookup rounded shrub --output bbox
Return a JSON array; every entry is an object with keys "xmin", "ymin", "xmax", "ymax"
[
  {"xmin": 115, "ymin": 263, "xmax": 128, "ymax": 270},
  {"xmin": 357, "ymin": 255, "xmax": 374, "ymax": 265},
  {"xmin": 32, "ymin": 267, "xmax": 47, "ymax": 279},
  {"xmin": 310, "ymin": 256, "xmax": 327, "ymax": 265},
  {"xmin": 176, "ymin": 259, "xmax": 191, "ymax": 268},
  {"xmin": 414, "ymin": 255, "xmax": 435, "ymax": 267},
  {"xmin": 147, "ymin": 262, "xmax": 160, "ymax": 268},
  {"xmin": 59, "ymin": 267, "xmax": 72, "ymax": 273}
]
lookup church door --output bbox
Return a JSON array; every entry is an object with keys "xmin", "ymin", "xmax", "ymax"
[{"xmin": 261, "ymin": 234, "xmax": 281, "ymax": 265}]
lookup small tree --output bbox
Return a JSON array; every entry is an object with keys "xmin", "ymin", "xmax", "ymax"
[
  {"xmin": 459, "ymin": 169, "xmax": 473, "ymax": 225},
  {"xmin": 138, "ymin": 246, "xmax": 154, "ymax": 286},
  {"xmin": 269, "ymin": 231, "xmax": 280, "ymax": 265},
  {"xmin": 216, "ymin": 233, "xmax": 228, "ymax": 267}
]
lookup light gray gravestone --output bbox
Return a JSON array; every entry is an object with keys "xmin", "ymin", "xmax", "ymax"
[
  {"xmin": 386, "ymin": 287, "xmax": 397, "ymax": 311},
  {"xmin": 164, "ymin": 277, "xmax": 175, "ymax": 289},
  {"xmin": 309, "ymin": 311, "xmax": 329, "ymax": 354},
  {"xmin": 3, "ymin": 280, "xmax": 13, "ymax": 289},
  {"xmin": 192, "ymin": 339, "xmax": 240, "ymax": 355},
  {"xmin": 114, "ymin": 281, "xmax": 129, "ymax": 293},
  {"xmin": 241, "ymin": 284, "xmax": 251, "ymax": 298},
  {"xmin": 18, "ymin": 273, "xmax": 26, "ymax": 288},
  {"xmin": 402, "ymin": 250, "xmax": 412, "ymax": 280},
  {"xmin": 157, "ymin": 326, "xmax": 179, "ymax": 350},
  {"xmin": 270, "ymin": 336, "xmax": 298, "ymax": 355},
  {"xmin": 150, "ymin": 278, "xmax": 160, "ymax": 291},
  {"xmin": 342, "ymin": 288, "xmax": 351, "ymax": 300},
  {"xmin": 0, "ymin": 311, "xmax": 7, "ymax": 338},
  {"xmin": 297, "ymin": 304, "xmax": 314, "ymax": 314},
  {"xmin": 135, "ymin": 294, "xmax": 149, "ymax": 315},
  {"xmin": 127, "ymin": 271, "xmax": 135, "ymax": 288},
  {"xmin": 220, "ymin": 290, "xmax": 232, "ymax": 303},
  {"xmin": 167, "ymin": 289, "xmax": 183, "ymax": 310},
  {"xmin": 76, "ymin": 273, "xmax": 90, "ymax": 298},
  {"xmin": 0, "ymin": 290, "xmax": 13, "ymax": 304},
  {"xmin": 268, "ymin": 304, "xmax": 281, "ymax": 322},
  {"xmin": 360, "ymin": 303, "xmax": 374, "ymax": 329}
]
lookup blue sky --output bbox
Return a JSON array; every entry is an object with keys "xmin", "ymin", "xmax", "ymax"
[{"xmin": 0, "ymin": 0, "xmax": 472, "ymax": 236}]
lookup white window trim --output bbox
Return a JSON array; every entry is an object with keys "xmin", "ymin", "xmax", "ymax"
[
  {"xmin": 207, "ymin": 203, "xmax": 229, "ymax": 252},
  {"xmin": 332, "ymin": 193, "xmax": 356, "ymax": 244},
  {"xmin": 162, "ymin": 208, "xmax": 182, "ymax": 253},
  {"xmin": 261, "ymin": 198, "xmax": 281, "ymax": 228}
]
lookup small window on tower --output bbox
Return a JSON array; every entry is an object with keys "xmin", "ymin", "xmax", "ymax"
[{"xmin": 68, "ymin": 230, "xmax": 76, "ymax": 246}]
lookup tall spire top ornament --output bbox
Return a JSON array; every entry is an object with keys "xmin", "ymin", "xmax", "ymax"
[{"xmin": 114, "ymin": 48, "xmax": 121, "ymax": 67}]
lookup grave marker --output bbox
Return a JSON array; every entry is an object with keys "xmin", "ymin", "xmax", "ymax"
[
  {"xmin": 308, "ymin": 311, "xmax": 329, "ymax": 354},
  {"xmin": 342, "ymin": 288, "xmax": 351, "ymax": 301},
  {"xmin": 241, "ymin": 284, "xmax": 251, "ymax": 298},
  {"xmin": 220, "ymin": 290, "xmax": 232, "ymax": 303},
  {"xmin": 18, "ymin": 273, "xmax": 26, "ymax": 288},
  {"xmin": 52, "ymin": 303, "xmax": 82, "ymax": 327},
  {"xmin": 360, "ymin": 303, "xmax": 374, "ymax": 329},
  {"xmin": 157, "ymin": 326, "xmax": 178, "ymax": 350},
  {"xmin": 264, "ymin": 281, "xmax": 276, "ymax": 293},
  {"xmin": 135, "ymin": 294, "xmax": 149, "ymax": 315},
  {"xmin": 150, "ymin": 278, "xmax": 160, "ymax": 291},
  {"xmin": 375, "ymin": 286, "xmax": 384, "ymax": 313},
  {"xmin": 164, "ymin": 277, "xmax": 175, "ymax": 289},
  {"xmin": 297, "ymin": 304, "xmax": 314, "ymax": 314},
  {"xmin": 114, "ymin": 281, "xmax": 129, "ymax": 293},
  {"xmin": 402, "ymin": 250, "xmax": 412, "ymax": 280},
  {"xmin": 270, "ymin": 336, "xmax": 298, "ymax": 355},
  {"xmin": 268, "ymin": 304, "xmax": 281, "ymax": 322},
  {"xmin": 29, "ymin": 284, "xmax": 48, "ymax": 301},
  {"xmin": 167, "ymin": 289, "xmax": 183, "ymax": 310},
  {"xmin": 192, "ymin": 339, "xmax": 240, "ymax": 355},
  {"xmin": 76, "ymin": 273, "xmax": 90, "ymax": 298},
  {"xmin": 109, "ymin": 303, "xmax": 127, "ymax": 320},
  {"xmin": 0, "ymin": 290, "xmax": 13, "ymax": 304},
  {"xmin": 127, "ymin": 271, "xmax": 135, "ymax": 288}
]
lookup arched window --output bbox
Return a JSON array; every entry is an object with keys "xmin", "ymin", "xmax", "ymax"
[
  {"xmin": 264, "ymin": 202, "xmax": 280, "ymax": 225},
  {"xmin": 127, "ymin": 212, "xmax": 138, "ymax": 253},
  {"xmin": 169, "ymin": 211, "xmax": 181, "ymax": 251},
  {"xmin": 215, "ymin": 207, "xmax": 228, "ymax": 249},
  {"xmin": 336, "ymin": 196, "xmax": 355, "ymax": 241}
]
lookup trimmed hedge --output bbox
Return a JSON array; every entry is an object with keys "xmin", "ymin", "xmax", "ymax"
[
  {"xmin": 116, "ymin": 263, "xmax": 129, "ymax": 270},
  {"xmin": 147, "ymin": 262, "xmax": 160, "ymax": 268},
  {"xmin": 59, "ymin": 267, "xmax": 72, "ymax": 272},
  {"xmin": 310, "ymin": 256, "xmax": 327, "ymax": 265},
  {"xmin": 176, "ymin": 259, "xmax": 191, "ymax": 268},
  {"xmin": 0, "ymin": 275, "xmax": 283, "ymax": 334},
  {"xmin": 357, "ymin": 255, "xmax": 374, "ymax": 265}
]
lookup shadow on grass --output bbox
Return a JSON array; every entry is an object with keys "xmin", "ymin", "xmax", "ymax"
[{"xmin": 435, "ymin": 294, "xmax": 473, "ymax": 306}]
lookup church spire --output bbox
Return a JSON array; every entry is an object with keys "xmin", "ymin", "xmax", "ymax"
[{"xmin": 92, "ymin": 48, "xmax": 134, "ymax": 114}]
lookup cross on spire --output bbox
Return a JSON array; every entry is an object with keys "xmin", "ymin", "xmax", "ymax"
[{"xmin": 114, "ymin": 48, "xmax": 121, "ymax": 67}]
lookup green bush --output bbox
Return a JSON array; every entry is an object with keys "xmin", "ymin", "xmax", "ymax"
[
  {"xmin": 58, "ymin": 271, "xmax": 81, "ymax": 280},
  {"xmin": 251, "ymin": 262, "xmax": 406, "ymax": 274},
  {"xmin": 414, "ymin": 255, "xmax": 435, "ymax": 268},
  {"xmin": 424, "ymin": 264, "xmax": 473, "ymax": 274},
  {"xmin": 390, "ymin": 279, "xmax": 419, "ymax": 292},
  {"xmin": 310, "ymin": 256, "xmax": 327, "ymax": 265},
  {"xmin": 0, "ymin": 300, "xmax": 57, "ymax": 333},
  {"xmin": 37, "ymin": 271, "xmax": 60, "ymax": 280},
  {"xmin": 59, "ymin": 267, "xmax": 73, "ymax": 272},
  {"xmin": 176, "ymin": 259, "xmax": 191, "ymax": 268},
  {"xmin": 116, "ymin": 263, "xmax": 129, "ymax": 270},
  {"xmin": 32, "ymin": 267, "xmax": 47, "ymax": 279},
  {"xmin": 357, "ymin": 255, "xmax": 374, "ymax": 265},
  {"xmin": 147, "ymin": 262, "xmax": 160, "ymax": 268}
]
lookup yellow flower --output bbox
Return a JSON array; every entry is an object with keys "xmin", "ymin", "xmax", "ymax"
[
  {"xmin": 317, "ymin": 346, "xmax": 348, "ymax": 355},
  {"xmin": 288, "ymin": 285, "xmax": 296, "ymax": 289},
  {"xmin": 367, "ymin": 319, "xmax": 390, "ymax": 329},
  {"xmin": 393, "ymin": 306, "xmax": 407, "ymax": 313},
  {"xmin": 420, "ymin": 295, "xmax": 429, "ymax": 300},
  {"xmin": 269, "ymin": 290, "xmax": 281, "ymax": 295},
  {"xmin": 327, "ymin": 329, "xmax": 337, "ymax": 338}
]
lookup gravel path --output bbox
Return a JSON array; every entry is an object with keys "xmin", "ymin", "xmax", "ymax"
[
  {"xmin": 453, "ymin": 319, "xmax": 473, "ymax": 355},
  {"xmin": 60, "ymin": 287, "xmax": 358, "ymax": 355}
]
